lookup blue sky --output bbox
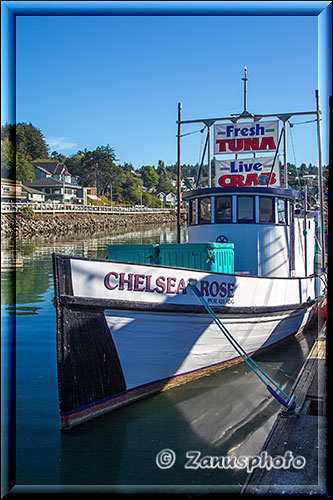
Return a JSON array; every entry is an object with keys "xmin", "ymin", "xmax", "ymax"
[{"xmin": 3, "ymin": 2, "xmax": 332, "ymax": 170}]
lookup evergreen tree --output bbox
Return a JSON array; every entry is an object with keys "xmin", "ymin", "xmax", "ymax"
[{"xmin": 1, "ymin": 122, "xmax": 49, "ymax": 160}]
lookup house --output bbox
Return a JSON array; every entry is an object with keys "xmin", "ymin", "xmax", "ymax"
[
  {"xmin": 32, "ymin": 162, "xmax": 80, "ymax": 185},
  {"xmin": 23, "ymin": 178, "xmax": 83, "ymax": 203},
  {"xmin": 21, "ymin": 185, "xmax": 45, "ymax": 203},
  {"xmin": 1, "ymin": 178, "xmax": 26, "ymax": 202},
  {"xmin": 157, "ymin": 192, "xmax": 177, "ymax": 207}
]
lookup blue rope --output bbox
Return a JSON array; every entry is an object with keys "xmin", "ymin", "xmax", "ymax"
[{"xmin": 188, "ymin": 281, "xmax": 295, "ymax": 409}]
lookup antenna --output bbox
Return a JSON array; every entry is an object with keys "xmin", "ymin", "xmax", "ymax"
[{"xmin": 241, "ymin": 66, "xmax": 248, "ymax": 113}]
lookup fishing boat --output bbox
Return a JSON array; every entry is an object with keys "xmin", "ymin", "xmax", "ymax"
[{"xmin": 53, "ymin": 70, "xmax": 327, "ymax": 429}]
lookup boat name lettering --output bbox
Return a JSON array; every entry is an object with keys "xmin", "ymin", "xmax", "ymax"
[
  {"xmin": 104, "ymin": 272, "xmax": 188, "ymax": 295},
  {"xmin": 104, "ymin": 272, "xmax": 235, "ymax": 299},
  {"xmin": 200, "ymin": 280, "xmax": 234, "ymax": 298}
]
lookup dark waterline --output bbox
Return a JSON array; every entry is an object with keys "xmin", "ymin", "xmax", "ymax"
[{"xmin": 1, "ymin": 224, "xmax": 320, "ymax": 493}]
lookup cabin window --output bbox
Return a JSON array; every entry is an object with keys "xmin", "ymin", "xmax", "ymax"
[
  {"xmin": 215, "ymin": 196, "xmax": 232, "ymax": 222},
  {"xmin": 189, "ymin": 199, "xmax": 197, "ymax": 225},
  {"xmin": 237, "ymin": 196, "xmax": 254, "ymax": 222},
  {"xmin": 259, "ymin": 197, "xmax": 274, "ymax": 223},
  {"xmin": 199, "ymin": 197, "xmax": 211, "ymax": 224},
  {"xmin": 277, "ymin": 198, "xmax": 287, "ymax": 224}
]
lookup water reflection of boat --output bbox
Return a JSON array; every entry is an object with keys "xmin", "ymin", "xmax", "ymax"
[{"xmin": 53, "ymin": 71, "xmax": 327, "ymax": 429}]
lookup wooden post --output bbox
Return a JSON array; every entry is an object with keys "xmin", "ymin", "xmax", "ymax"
[{"xmin": 177, "ymin": 102, "xmax": 182, "ymax": 243}]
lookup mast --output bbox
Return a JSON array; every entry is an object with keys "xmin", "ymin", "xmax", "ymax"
[
  {"xmin": 177, "ymin": 102, "xmax": 182, "ymax": 243},
  {"xmin": 315, "ymin": 90, "xmax": 326, "ymax": 271},
  {"xmin": 242, "ymin": 66, "xmax": 248, "ymax": 113}
]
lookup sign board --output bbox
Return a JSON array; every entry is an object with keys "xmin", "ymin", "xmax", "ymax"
[
  {"xmin": 214, "ymin": 121, "xmax": 279, "ymax": 155},
  {"xmin": 215, "ymin": 156, "xmax": 280, "ymax": 187}
]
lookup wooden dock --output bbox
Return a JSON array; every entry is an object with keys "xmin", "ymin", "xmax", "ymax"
[{"xmin": 242, "ymin": 321, "xmax": 327, "ymax": 495}]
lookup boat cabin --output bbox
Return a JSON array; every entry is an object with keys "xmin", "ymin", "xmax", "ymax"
[{"xmin": 183, "ymin": 186, "xmax": 316, "ymax": 278}]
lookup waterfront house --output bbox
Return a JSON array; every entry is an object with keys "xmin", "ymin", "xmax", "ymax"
[
  {"xmin": 21, "ymin": 184, "xmax": 46, "ymax": 203},
  {"xmin": 156, "ymin": 191, "xmax": 177, "ymax": 207},
  {"xmin": 32, "ymin": 162, "xmax": 80, "ymax": 185},
  {"xmin": 23, "ymin": 178, "xmax": 83, "ymax": 203}
]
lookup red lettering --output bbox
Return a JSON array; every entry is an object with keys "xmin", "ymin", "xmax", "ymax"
[
  {"xmin": 218, "ymin": 175, "xmax": 245, "ymax": 187},
  {"xmin": 145, "ymin": 275, "xmax": 154, "ymax": 292},
  {"xmin": 259, "ymin": 137, "xmax": 276, "ymax": 150},
  {"xmin": 200, "ymin": 280, "xmax": 210, "ymax": 296},
  {"xmin": 243, "ymin": 137, "xmax": 259, "ymax": 151},
  {"xmin": 228, "ymin": 139, "xmax": 244, "ymax": 152},
  {"xmin": 133, "ymin": 274, "xmax": 145, "ymax": 291},
  {"xmin": 244, "ymin": 173, "xmax": 258, "ymax": 186},
  {"xmin": 104, "ymin": 271, "xmax": 118, "ymax": 290},
  {"xmin": 119, "ymin": 272, "xmax": 133, "ymax": 290},
  {"xmin": 176, "ymin": 278, "xmax": 187, "ymax": 295},
  {"xmin": 228, "ymin": 283, "xmax": 234, "ymax": 297},
  {"xmin": 209, "ymin": 281, "xmax": 219, "ymax": 297},
  {"xmin": 219, "ymin": 282, "xmax": 227, "ymax": 297},
  {"xmin": 218, "ymin": 175, "xmax": 231, "ymax": 187},
  {"xmin": 216, "ymin": 140, "xmax": 227, "ymax": 152},
  {"xmin": 166, "ymin": 277, "xmax": 177, "ymax": 294},
  {"xmin": 155, "ymin": 276, "xmax": 166, "ymax": 293},
  {"xmin": 269, "ymin": 173, "xmax": 277, "ymax": 185}
]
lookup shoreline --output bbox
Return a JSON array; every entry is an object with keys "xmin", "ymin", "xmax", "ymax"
[{"xmin": 1, "ymin": 212, "xmax": 185, "ymax": 240}]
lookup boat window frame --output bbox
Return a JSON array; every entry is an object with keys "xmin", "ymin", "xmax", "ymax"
[
  {"xmin": 259, "ymin": 196, "xmax": 275, "ymax": 224},
  {"xmin": 237, "ymin": 195, "xmax": 255, "ymax": 223},
  {"xmin": 215, "ymin": 195, "xmax": 233, "ymax": 223},
  {"xmin": 198, "ymin": 196, "xmax": 212, "ymax": 225},
  {"xmin": 277, "ymin": 197, "xmax": 287, "ymax": 225},
  {"xmin": 188, "ymin": 198, "xmax": 197, "ymax": 225}
]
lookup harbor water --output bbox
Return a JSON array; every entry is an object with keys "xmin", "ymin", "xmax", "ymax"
[{"xmin": 1, "ymin": 223, "xmax": 320, "ymax": 492}]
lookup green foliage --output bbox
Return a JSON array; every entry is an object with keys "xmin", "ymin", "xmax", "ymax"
[
  {"xmin": 1, "ymin": 122, "xmax": 49, "ymax": 160},
  {"xmin": 18, "ymin": 205, "xmax": 35, "ymax": 220},
  {"xmin": 156, "ymin": 160, "xmax": 176, "ymax": 194},
  {"xmin": 16, "ymin": 152, "xmax": 35, "ymax": 182},
  {"xmin": 1, "ymin": 137, "xmax": 16, "ymax": 178},
  {"xmin": 139, "ymin": 165, "xmax": 159, "ymax": 189}
]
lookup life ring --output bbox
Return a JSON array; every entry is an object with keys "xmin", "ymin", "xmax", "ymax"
[{"xmin": 216, "ymin": 235, "xmax": 228, "ymax": 243}]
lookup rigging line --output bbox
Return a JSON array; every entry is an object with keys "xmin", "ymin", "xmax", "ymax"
[
  {"xmin": 180, "ymin": 127, "xmax": 205, "ymax": 138},
  {"xmin": 288, "ymin": 121, "xmax": 302, "ymax": 190},
  {"xmin": 290, "ymin": 118, "xmax": 318, "ymax": 126},
  {"xmin": 267, "ymin": 127, "xmax": 284, "ymax": 187},
  {"xmin": 195, "ymin": 130, "xmax": 209, "ymax": 188},
  {"xmin": 188, "ymin": 281, "xmax": 294, "ymax": 409}
]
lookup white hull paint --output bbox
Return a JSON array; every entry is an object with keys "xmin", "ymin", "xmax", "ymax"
[{"xmin": 104, "ymin": 304, "xmax": 315, "ymax": 392}]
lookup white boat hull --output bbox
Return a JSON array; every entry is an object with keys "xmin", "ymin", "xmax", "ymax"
[{"xmin": 53, "ymin": 254, "xmax": 325, "ymax": 429}]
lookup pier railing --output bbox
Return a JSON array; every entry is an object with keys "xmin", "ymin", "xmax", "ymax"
[{"xmin": 1, "ymin": 201, "xmax": 175, "ymax": 215}]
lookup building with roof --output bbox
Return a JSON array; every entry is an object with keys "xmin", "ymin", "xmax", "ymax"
[
  {"xmin": 21, "ymin": 185, "xmax": 46, "ymax": 203},
  {"xmin": 1, "ymin": 178, "xmax": 26, "ymax": 202},
  {"xmin": 32, "ymin": 162, "xmax": 80, "ymax": 185},
  {"xmin": 23, "ymin": 178, "xmax": 83, "ymax": 203}
]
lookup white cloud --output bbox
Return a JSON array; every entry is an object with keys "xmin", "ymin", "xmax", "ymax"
[{"xmin": 46, "ymin": 137, "xmax": 77, "ymax": 150}]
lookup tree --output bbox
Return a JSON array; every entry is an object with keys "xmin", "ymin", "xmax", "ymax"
[
  {"xmin": 65, "ymin": 145, "xmax": 121, "ymax": 196},
  {"xmin": 16, "ymin": 152, "xmax": 35, "ymax": 182},
  {"xmin": 1, "ymin": 122, "xmax": 49, "ymax": 160},
  {"xmin": 140, "ymin": 165, "xmax": 159, "ymax": 190},
  {"xmin": 51, "ymin": 151, "xmax": 68, "ymax": 163},
  {"xmin": 156, "ymin": 160, "xmax": 176, "ymax": 194},
  {"xmin": 1, "ymin": 137, "xmax": 15, "ymax": 178}
]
